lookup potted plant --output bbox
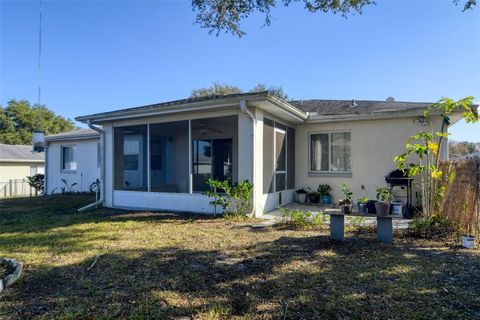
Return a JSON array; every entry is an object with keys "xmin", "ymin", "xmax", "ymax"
[
  {"xmin": 296, "ymin": 188, "xmax": 307, "ymax": 204},
  {"xmin": 357, "ymin": 197, "xmax": 369, "ymax": 214},
  {"xmin": 375, "ymin": 186, "xmax": 393, "ymax": 216},
  {"xmin": 307, "ymin": 187, "xmax": 320, "ymax": 204},
  {"xmin": 338, "ymin": 183, "xmax": 353, "ymax": 214},
  {"xmin": 318, "ymin": 184, "xmax": 332, "ymax": 205}
]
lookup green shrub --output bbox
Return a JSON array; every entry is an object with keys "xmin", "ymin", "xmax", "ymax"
[
  {"xmin": 408, "ymin": 216, "xmax": 459, "ymax": 239},
  {"xmin": 280, "ymin": 208, "xmax": 328, "ymax": 230},
  {"xmin": 205, "ymin": 179, "xmax": 253, "ymax": 219},
  {"xmin": 26, "ymin": 173, "xmax": 44, "ymax": 193},
  {"xmin": 346, "ymin": 215, "xmax": 365, "ymax": 228}
]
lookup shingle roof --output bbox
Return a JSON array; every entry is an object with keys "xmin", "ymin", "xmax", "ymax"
[
  {"xmin": 0, "ymin": 144, "xmax": 44, "ymax": 162},
  {"xmin": 76, "ymin": 91, "xmax": 272, "ymax": 122},
  {"xmin": 45, "ymin": 128, "xmax": 100, "ymax": 141},
  {"xmin": 289, "ymin": 99, "xmax": 433, "ymax": 116}
]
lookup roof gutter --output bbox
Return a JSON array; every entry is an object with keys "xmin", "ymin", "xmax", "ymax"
[
  {"xmin": 306, "ymin": 109, "xmax": 445, "ymax": 123},
  {"xmin": 45, "ymin": 134, "xmax": 100, "ymax": 142},
  {"xmin": 77, "ymin": 121, "xmax": 105, "ymax": 212}
]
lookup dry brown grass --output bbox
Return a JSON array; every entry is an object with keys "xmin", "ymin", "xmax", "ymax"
[{"xmin": 0, "ymin": 194, "xmax": 479, "ymax": 319}]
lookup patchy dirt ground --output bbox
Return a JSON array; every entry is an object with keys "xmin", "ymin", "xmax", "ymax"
[{"xmin": 1, "ymin": 194, "xmax": 479, "ymax": 319}]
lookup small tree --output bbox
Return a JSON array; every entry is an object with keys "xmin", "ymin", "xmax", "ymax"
[
  {"xmin": 205, "ymin": 178, "xmax": 254, "ymax": 218},
  {"xmin": 394, "ymin": 96, "xmax": 478, "ymax": 218},
  {"xmin": 27, "ymin": 174, "xmax": 45, "ymax": 194}
]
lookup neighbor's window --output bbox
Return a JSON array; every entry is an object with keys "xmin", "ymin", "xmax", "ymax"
[
  {"xmin": 61, "ymin": 145, "xmax": 77, "ymax": 171},
  {"xmin": 310, "ymin": 132, "xmax": 351, "ymax": 172}
]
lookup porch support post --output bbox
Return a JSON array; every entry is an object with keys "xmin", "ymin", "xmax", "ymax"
[
  {"xmin": 147, "ymin": 124, "xmax": 151, "ymax": 192},
  {"xmin": 188, "ymin": 119, "xmax": 192, "ymax": 194}
]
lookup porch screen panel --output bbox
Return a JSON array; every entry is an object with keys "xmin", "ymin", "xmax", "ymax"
[
  {"xmin": 149, "ymin": 121, "xmax": 189, "ymax": 193},
  {"xmin": 191, "ymin": 116, "xmax": 237, "ymax": 192},
  {"xmin": 263, "ymin": 118, "xmax": 274, "ymax": 194},
  {"xmin": 287, "ymin": 127, "xmax": 295, "ymax": 189},
  {"xmin": 275, "ymin": 130, "xmax": 286, "ymax": 192},
  {"xmin": 113, "ymin": 125, "xmax": 148, "ymax": 191}
]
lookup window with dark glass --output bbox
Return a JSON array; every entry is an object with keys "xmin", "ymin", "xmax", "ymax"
[
  {"xmin": 310, "ymin": 132, "xmax": 351, "ymax": 172},
  {"xmin": 193, "ymin": 138, "xmax": 233, "ymax": 192},
  {"xmin": 61, "ymin": 145, "xmax": 77, "ymax": 171}
]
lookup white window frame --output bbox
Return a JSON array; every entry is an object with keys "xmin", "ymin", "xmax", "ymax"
[
  {"xmin": 308, "ymin": 131, "xmax": 352, "ymax": 174},
  {"xmin": 60, "ymin": 144, "xmax": 77, "ymax": 173}
]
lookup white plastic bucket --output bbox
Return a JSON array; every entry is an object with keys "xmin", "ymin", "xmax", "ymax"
[
  {"xmin": 391, "ymin": 201, "xmax": 402, "ymax": 215},
  {"xmin": 462, "ymin": 236, "xmax": 475, "ymax": 249}
]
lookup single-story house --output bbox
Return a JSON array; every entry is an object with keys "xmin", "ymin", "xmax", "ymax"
[
  {"xmin": 52, "ymin": 91, "xmax": 461, "ymax": 216},
  {"xmin": 45, "ymin": 129, "xmax": 101, "ymax": 193},
  {"xmin": 0, "ymin": 143, "xmax": 44, "ymax": 197}
]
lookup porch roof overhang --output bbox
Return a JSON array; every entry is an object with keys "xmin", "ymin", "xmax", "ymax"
[{"xmin": 75, "ymin": 91, "xmax": 309, "ymax": 125}]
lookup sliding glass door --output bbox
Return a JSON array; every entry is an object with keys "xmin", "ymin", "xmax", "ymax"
[{"xmin": 193, "ymin": 138, "xmax": 233, "ymax": 192}]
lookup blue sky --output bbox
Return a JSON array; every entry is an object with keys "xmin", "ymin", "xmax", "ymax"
[{"xmin": 1, "ymin": 0, "xmax": 479, "ymax": 141}]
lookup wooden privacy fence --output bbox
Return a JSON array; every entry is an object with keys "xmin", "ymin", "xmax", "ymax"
[
  {"xmin": 439, "ymin": 157, "xmax": 480, "ymax": 236},
  {"xmin": 0, "ymin": 179, "xmax": 38, "ymax": 198}
]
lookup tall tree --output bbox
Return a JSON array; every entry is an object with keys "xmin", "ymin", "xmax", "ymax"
[
  {"xmin": 192, "ymin": 0, "xmax": 476, "ymax": 37},
  {"xmin": 449, "ymin": 140, "xmax": 478, "ymax": 158},
  {"xmin": 250, "ymin": 83, "xmax": 289, "ymax": 100},
  {"xmin": 190, "ymin": 82, "xmax": 242, "ymax": 98},
  {"xmin": 191, "ymin": 82, "xmax": 290, "ymax": 100},
  {"xmin": 0, "ymin": 99, "xmax": 75, "ymax": 145}
]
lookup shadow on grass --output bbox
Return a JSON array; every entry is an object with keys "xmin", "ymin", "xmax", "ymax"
[
  {"xmin": 0, "ymin": 194, "xmax": 222, "ymax": 234},
  {"xmin": 2, "ymin": 234, "xmax": 479, "ymax": 319}
]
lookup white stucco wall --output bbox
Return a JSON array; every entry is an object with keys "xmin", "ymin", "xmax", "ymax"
[
  {"xmin": 46, "ymin": 138, "xmax": 101, "ymax": 194},
  {"xmin": 294, "ymin": 116, "xmax": 447, "ymax": 205}
]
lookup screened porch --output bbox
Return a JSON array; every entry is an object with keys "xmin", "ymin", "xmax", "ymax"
[{"xmin": 112, "ymin": 115, "xmax": 238, "ymax": 195}]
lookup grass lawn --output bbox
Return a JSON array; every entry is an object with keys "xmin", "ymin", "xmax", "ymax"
[{"xmin": 0, "ymin": 194, "xmax": 479, "ymax": 319}]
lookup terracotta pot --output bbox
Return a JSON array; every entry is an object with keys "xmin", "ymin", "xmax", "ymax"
[{"xmin": 375, "ymin": 202, "xmax": 390, "ymax": 216}]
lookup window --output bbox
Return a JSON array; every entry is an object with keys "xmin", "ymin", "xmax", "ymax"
[
  {"xmin": 310, "ymin": 132, "xmax": 351, "ymax": 172},
  {"xmin": 61, "ymin": 145, "xmax": 77, "ymax": 171},
  {"xmin": 193, "ymin": 138, "xmax": 233, "ymax": 192}
]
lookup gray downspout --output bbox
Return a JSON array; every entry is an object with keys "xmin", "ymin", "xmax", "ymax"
[
  {"xmin": 77, "ymin": 120, "xmax": 105, "ymax": 212},
  {"xmin": 240, "ymin": 100, "xmax": 256, "ymax": 217},
  {"xmin": 44, "ymin": 143, "xmax": 49, "ymax": 196}
]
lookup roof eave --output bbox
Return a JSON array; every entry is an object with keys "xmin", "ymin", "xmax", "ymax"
[
  {"xmin": 75, "ymin": 92, "xmax": 275, "ymax": 124},
  {"xmin": 45, "ymin": 134, "xmax": 100, "ymax": 142},
  {"xmin": 74, "ymin": 92, "xmax": 308, "ymax": 125},
  {"xmin": 306, "ymin": 109, "xmax": 443, "ymax": 123}
]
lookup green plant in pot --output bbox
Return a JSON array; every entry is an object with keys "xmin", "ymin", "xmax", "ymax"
[
  {"xmin": 375, "ymin": 186, "xmax": 393, "ymax": 216},
  {"xmin": 357, "ymin": 197, "xmax": 369, "ymax": 214},
  {"xmin": 338, "ymin": 183, "xmax": 353, "ymax": 214},
  {"xmin": 307, "ymin": 187, "xmax": 320, "ymax": 204},
  {"xmin": 296, "ymin": 188, "xmax": 307, "ymax": 204},
  {"xmin": 318, "ymin": 184, "xmax": 332, "ymax": 204}
]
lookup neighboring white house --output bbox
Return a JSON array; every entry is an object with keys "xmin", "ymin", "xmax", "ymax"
[
  {"xmin": 65, "ymin": 91, "xmax": 463, "ymax": 216},
  {"xmin": 45, "ymin": 129, "xmax": 101, "ymax": 194},
  {"xmin": 0, "ymin": 143, "xmax": 44, "ymax": 197}
]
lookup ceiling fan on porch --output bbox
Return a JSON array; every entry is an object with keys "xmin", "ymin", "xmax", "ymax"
[{"xmin": 192, "ymin": 123, "xmax": 223, "ymax": 135}]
